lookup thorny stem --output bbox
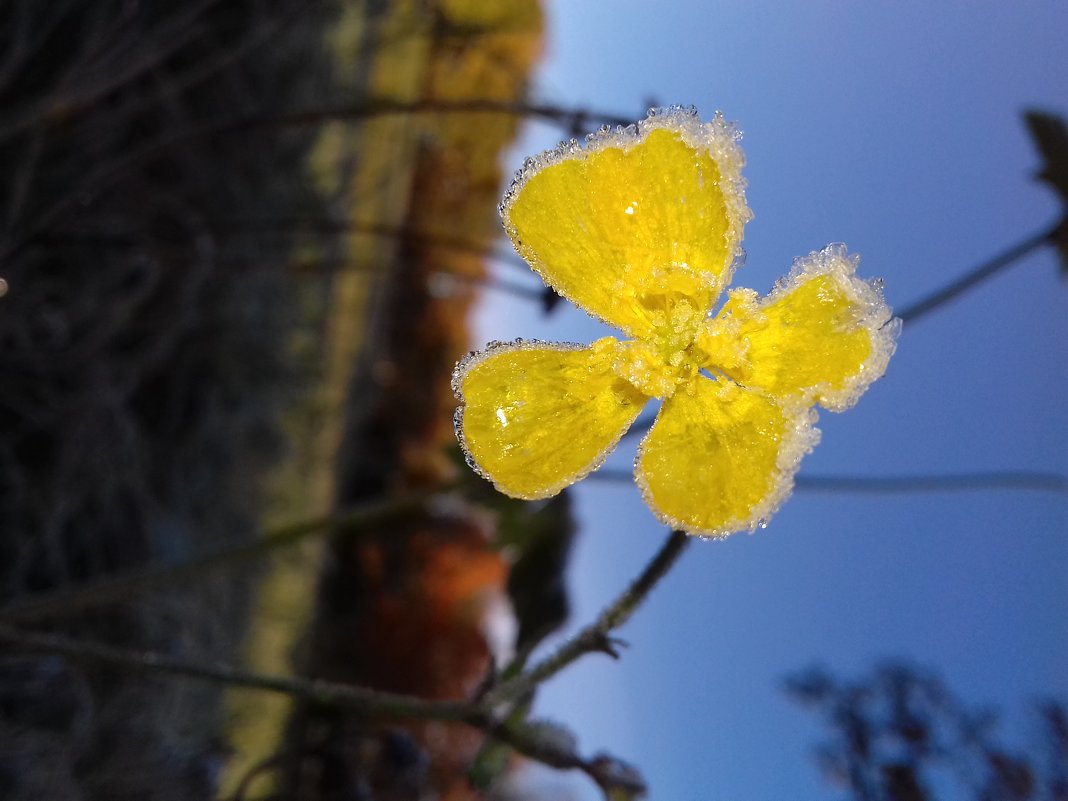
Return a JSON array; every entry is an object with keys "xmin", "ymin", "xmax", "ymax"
[
  {"xmin": 0, "ymin": 493, "xmax": 429, "ymax": 623},
  {"xmin": 485, "ymin": 529, "xmax": 691, "ymax": 709}
]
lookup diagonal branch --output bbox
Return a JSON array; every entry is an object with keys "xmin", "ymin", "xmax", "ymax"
[
  {"xmin": 896, "ymin": 224, "xmax": 1058, "ymax": 324},
  {"xmin": 1, "ymin": 99, "xmax": 634, "ymax": 263},
  {"xmin": 485, "ymin": 528, "xmax": 690, "ymax": 708},
  {"xmin": 0, "ymin": 621, "xmax": 469, "ymax": 721},
  {"xmin": 0, "ymin": 621, "xmax": 647, "ymax": 798},
  {"xmin": 0, "ymin": 493, "xmax": 429, "ymax": 623}
]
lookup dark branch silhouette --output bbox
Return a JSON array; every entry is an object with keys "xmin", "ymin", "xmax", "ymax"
[
  {"xmin": 588, "ymin": 468, "xmax": 1068, "ymax": 496},
  {"xmin": 896, "ymin": 224, "xmax": 1059, "ymax": 324}
]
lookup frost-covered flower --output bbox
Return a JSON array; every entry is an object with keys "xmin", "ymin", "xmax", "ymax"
[{"xmin": 453, "ymin": 107, "xmax": 898, "ymax": 537}]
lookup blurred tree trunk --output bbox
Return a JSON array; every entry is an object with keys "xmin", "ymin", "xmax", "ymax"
[{"xmin": 275, "ymin": 3, "xmax": 544, "ymax": 800}]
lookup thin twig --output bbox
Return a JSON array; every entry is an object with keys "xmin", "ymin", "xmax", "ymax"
[
  {"xmin": 22, "ymin": 230, "xmax": 544, "ymax": 302},
  {"xmin": 794, "ymin": 471, "xmax": 1068, "ymax": 495},
  {"xmin": 473, "ymin": 717, "xmax": 647, "ymax": 798},
  {"xmin": 0, "ymin": 493, "xmax": 429, "ymax": 623},
  {"xmin": 213, "ymin": 217, "xmax": 530, "ymax": 270},
  {"xmin": 1, "ymin": 98, "xmax": 632, "ymax": 263},
  {"xmin": 0, "ymin": 619, "xmax": 646, "ymax": 797},
  {"xmin": 486, "ymin": 529, "xmax": 690, "ymax": 707},
  {"xmin": 0, "ymin": 495, "xmax": 684, "ymax": 801},
  {"xmin": 230, "ymin": 97, "xmax": 632, "ymax": 137},
  {"xmin": 587, "ymin": 468, "xmax": 1068, "ymax": 495},
  {"xmin": 0, "ymin": 0, "xmax": 229, "ymax": 143},
  {"xmin": 0, "ymin": 622, "xmax": 470, "ymax": 721},
  {"xmin": 896, "ymin": 224, "xmax": 1057, "ymax": 323}
]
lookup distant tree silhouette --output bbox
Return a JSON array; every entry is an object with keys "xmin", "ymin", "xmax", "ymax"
[{"xmin": 786, "ymin": 663, "xmax": 1068, "ymax": 801}]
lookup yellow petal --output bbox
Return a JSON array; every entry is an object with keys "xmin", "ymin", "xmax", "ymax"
[
  {"xmin": 635, "ymin": 378, "xmax": 819, "ymax": 537},
  {"xmin": 707, "ymin": 244, "xmax": 898, "ymax": 411},
  {"xmin": 454, "ymin": 339, "xmax": 648, "ymax": 499},
  {"xmin": 502, "ymin": 107, "xmax": 750, "ymax": 340}
]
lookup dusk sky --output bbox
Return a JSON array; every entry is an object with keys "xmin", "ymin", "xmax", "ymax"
[{"xmin": 473, "ymin": 3, "xmax": 1068, "ymax": 798}]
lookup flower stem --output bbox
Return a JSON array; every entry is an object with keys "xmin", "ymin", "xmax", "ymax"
[{"xmin": 486, "ymin": 528, "xmax": 691, "ymax": 707}]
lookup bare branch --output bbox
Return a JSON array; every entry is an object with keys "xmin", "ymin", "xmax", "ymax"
[
  {"xmin": 588, "ymin": 468, "xmax": 1068, "ymax": 495},
  {"xmin": 0, "ymin": 98, "xmax": 635, "ymax": 263},
  {"xmin": 896, "ymin": 224, "xmax": 1057, "ymax": 324},
  {"xmin": 794, "ymin": 471, "xmax": 1068, "ymax": 495},
  {"xmin": 0, "ymin": 493, "xmax": 429, "ymax": 623},
  {"xmin": 486, "ymin": 529, "xmax": 690, "ymax": 708},
  {"xmin": 0, "ymin": 622, "xmax": 469, "ymax": 722},
  {"xmin": 0, "ymin": 622, "xmax": 648, "ymax": 796}
]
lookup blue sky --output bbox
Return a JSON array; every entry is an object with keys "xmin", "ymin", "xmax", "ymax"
[{"xmin": 474, "ymin": 3, "xmax": 1067, "ymax": 798}]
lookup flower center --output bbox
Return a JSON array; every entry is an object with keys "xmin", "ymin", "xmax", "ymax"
[
  {"xmin": 691, "ymin": 314, "xmax": 751, "ymax": 378},
  {"xmin": 600, "ymin": 291, "xmax": 756, "ymax": 399},
  {"xmin": 604, "ymin": 338, "xmax": 696, "ymax": 398}
]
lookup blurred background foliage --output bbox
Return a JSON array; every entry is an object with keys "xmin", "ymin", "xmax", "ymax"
[
  {"xmin": 785, "ymin": 664, "xmax": 1067, "ymax": 801},
  {"xmin": 0, "ymin": 2, "xmax": 1064, "ymax": 801}
]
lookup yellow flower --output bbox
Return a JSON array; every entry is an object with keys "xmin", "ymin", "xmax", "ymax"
[{"xmin": 453, "ymin": 107, "xmax": 898, "ymax": 538}]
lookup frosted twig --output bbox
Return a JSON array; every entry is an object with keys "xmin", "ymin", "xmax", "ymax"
[{"xmin": 485, "ymin": 529, "xmax": 690, "ymax": 708}]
